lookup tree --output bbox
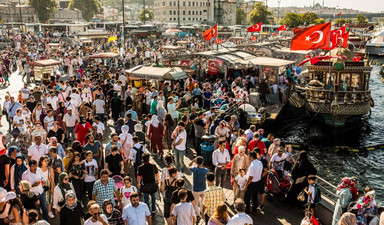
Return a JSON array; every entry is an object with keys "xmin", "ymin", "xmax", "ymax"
[
  {"xmin": 29, "ymin": 0, "xmax": 57, "ymax": 23},
  {"xmin": 334, "ymin": 18, "xmax": 346, "ymax": 26},
  {"xmin": 248, "ymin": 2, "xmax": 272, "ymax": 25},
  {"xmin": 236, "ymin": 8, "xmax": 246, "ymax": 25},
  {"xmin": 68, "ymin": 0, "xmax": 101, "ymax": 21},
  {"xmin": 139, "ymin": 9, "xmax": 154, "ymax": 22},
  {"xmin": 280, "ymin": 12, "xmax": 304, "ymax": 28},
  {"xmin": 356, "ymin": 14, "xmax": 367, "ymax": 24},
  {"xmin": 315, "ymin": 18, "xmax": 325, "ymax": 24},
  {"xmin": 302, "ymin": 12, "xmax": 319, "ymax": 25}
]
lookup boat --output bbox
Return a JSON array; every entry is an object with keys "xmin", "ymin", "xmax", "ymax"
[
  {"xmin": 366, "ymin": 29, "xmax": 384, "ymax": 56},
  {"xmin": 290, "ymin": 47, "xmax": 373, "ymax": 128}
]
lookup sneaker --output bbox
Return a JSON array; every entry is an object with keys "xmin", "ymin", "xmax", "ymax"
[
  {"xmin": 48, "ymin": 211, "xmax": 55, "ymax": 218},
  {"xmin": 257, "ymin": 205, "xmax": 264, "ymax": 212}
]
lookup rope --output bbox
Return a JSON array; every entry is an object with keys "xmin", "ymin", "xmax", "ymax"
[{"xmin": 287, "ymin": 142, "xmax": 384, "ymax": 153}]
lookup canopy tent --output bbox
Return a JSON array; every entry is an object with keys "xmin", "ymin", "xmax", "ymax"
[
  {"xmin": 31, "ymin": 59, "xmax": 61, "ymax": 67},
  {"xmin": 127, "ymin": 66, "xmax": 187, "ymax": 81},
  {"xmin": 47, "ymin": 43, "xmax": 63, "ymax": 47},
  {"xmin": 162, "ymin": 45, "xmax": 185, "ymax": 50},
  {"xmin": 88, "ymin": 52, "xmax": 120, "ymax": 59},
  {"xmin": 241, "ymin": 57, "xmax": 295, "ymax": 67},
  {"xmin": 273, "ymin": 48, "xmax": 313, "ymax": 55}
]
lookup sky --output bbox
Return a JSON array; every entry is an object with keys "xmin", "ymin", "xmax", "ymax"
[{"xmin": 265, "ymin": 0, "xmax": 384, "ymax": 13}]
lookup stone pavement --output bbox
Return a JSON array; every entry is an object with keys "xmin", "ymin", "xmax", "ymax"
[{"xmin": 0, "ymin": 72, "xmax": 303, "ymax": 225}]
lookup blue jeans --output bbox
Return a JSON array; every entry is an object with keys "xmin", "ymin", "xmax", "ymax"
[
  {"xmin": 37, "ymin": 191, "xmax": 49, "ymax": 221},
  {"xmin": 174, "ymin": 148, "xmax": 186, "ymax": 173},
  {"xmin": 143, "ymin": 192, "xmax": 156, "ymax": 212},
  {"xmin": 85, "ymin": 181, "xmax": 95, "ymax": 201}
]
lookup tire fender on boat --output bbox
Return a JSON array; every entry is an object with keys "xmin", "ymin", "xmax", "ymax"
[{"xmin": 370, "ymin": 98, "xmax": 375, "ymax": 107}]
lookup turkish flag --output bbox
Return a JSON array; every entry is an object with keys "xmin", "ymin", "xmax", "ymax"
[
  {"xmin": 273, "ymin": 32, "xmax": 278, "ymax": 36},
  {"xmin": 290, "ymin": 22, "xmax": 331, "ymax": 50},
  {"xmin": 337, "ymin": 12, "xmax": 342, "ymax": 16},
  {"xmin": 331, "ymin": 32, "xmax": 349, "ymax": 49},
  {"xmin": 251, "ymin": 36, "xmax": 257, "ymax": 41},
  {"xmin": 278, "ymin": 24, "xmax": 287, "ymax": 31},
  {"xmin": 202, "ymin": 24, "xmax": 218, "ymax": 41},
  {"xmin": 214, "ymin": 39, "xmax": 222, "ymax": 44},
  {"xmin": 179, "ymin": 59, "xmax": 190, "ymax": 66},
  {"xmin": 208, "ymin": 59, "xmax": 219, "ymax": 75},
  {"xmin": 353, "ymin": 57, "xmax": 362, "ymax": 62},
  {"xmin": 331, "ymin": 26, "xmax": 346, "ymax": 37},
  {"xmin": 248, "ymin": 22, "xmax": 262, "ymax": 32}
]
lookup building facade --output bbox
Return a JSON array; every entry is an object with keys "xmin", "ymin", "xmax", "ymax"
[
  {"xmin": 154, "ymin": 0, "xmax": 215, "ymax": 24},
  {"xmin": 50, "ymin": 8, "xmax": 85, "ymax": 23},
  {"xmin": 214, "ymin": 0, "xmax": 236, "ymax": 25},
  {"xmin": 237, "ymin": 0, "xmax": 260, "ymax": 25},
  {"xmin": 0, "ymin": 3, "xmax": 38, "ymax": 23}
]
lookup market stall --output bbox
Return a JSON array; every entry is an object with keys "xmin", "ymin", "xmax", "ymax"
[
  {"xmin": 88, "ymin": 52, "xmax": 120, "ymax": 59},
  {"xmin": 31, "ymin": 59, "xmax": 61, "ymax": 84}
]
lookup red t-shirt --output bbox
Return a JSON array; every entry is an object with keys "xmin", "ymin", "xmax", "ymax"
[{"xmin": 247, "ymin": 139, "xmax": 266, "ymax": 155}]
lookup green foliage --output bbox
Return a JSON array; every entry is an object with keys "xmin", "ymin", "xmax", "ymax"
[
  {"xmin": 236, "ymin": 8, "xmax": 246, "ymax": 25},
  {"xmin": 314, "ymin": 18, "xmax": 325, "ymax": 24},
  {"xmin": 356, "ymin": 14, "xmax": 367, "ymax": 24},
  {"xmin": 139, "ymin": 9, "xmax": 154, "ymax": 22},
  {"xmin": 98, "ymin": 0, "xmax": 120, "ymax": 7},
  {"xmin": 68, "ymin": 0, "xmax": 101, "ymax": 21},
  {"xmin": 302, "ymin": 12, "xmax": 319, "ymax": 25},
  {"xmin": 280, "ymin": 12, "xmax": 303, "ymax": 28},
  {"xmin": 28, "ymin": 0, "xmax": 57, "ymax": 23},
  {"xmin": 248, "ymin": 2, "xmax": 272, "ymax": 25}
]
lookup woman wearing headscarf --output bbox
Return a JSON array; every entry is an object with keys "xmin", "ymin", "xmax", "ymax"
[
  {"xmin": 354, "ymin": 190, "xmax": 378, "ymax": 225},
  {"xmin": 101, "ymin": 199, "xmax": 124, "ymax": 225},
  {"xmin": 10, "ymin": 154, "xmax": 28, "ymax": 195},
  {"xmin": 119, "ymin": 125, "xmax": 133, "ymax": 173},
  {"xmin": 148, "ymin": 115, "xmax": 164, "ymax": 157},
  {"xmin": 110, "ymin": 92, "xmax": 122, "ymax": 122},
  {"xmin": 74, "ymin": 115, "xmax": 92, "ymax": 146},
  {"xmin": 332, "ymin": 177, "xmax": 354, "ymax": 225},
  {"xmin": 267, "ymin": 138, "xmax": 281, "ymax": 162},
  {"xmin": 285, "ymin": 150, "xmax": 317, "ymax": 209},
  {"xmin": 59, "ymin": 191, "xmax": 84, "ymax": 225},
  {"xmin": 53, "ymin": 172, "xmax": 76, "ymax": 215},
  {"xmin": 157, "ymin": 100, "xmax": 167, "ymax": 125},
  {"xmin": 338, "ymin": 212, "xmax": 356, "ymax": 225},
  {"xmin": 230, "ymin": 146, "xmax": 249, "ymax": 197},
  {"xmin": 55, "ymin": 102, "xmax": 67, "ymax": 129}
]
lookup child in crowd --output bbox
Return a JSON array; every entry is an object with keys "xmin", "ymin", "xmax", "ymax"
[
  {"xmin": 283, "ymin": 145, "xmax": 295, "ymax": 179},
  {"xmin": 304, "ymin": 175, "xmax": 320, "ymax": 218},
  {"xmin": 63, "ymin": 148, "xmax": 74, "ymax": 172},
  {"xmin": 234, "ymin": 168, "xmax": 247, "ymax": 200},
  {"xmin": 105, "ymin": 145, "xmax": 124, "ymax": 176},
  {"xmin": 84, "ymin": 151, "xmax": 98, "ymax": 201},
  {"xmin": 120, "ymin": 176, "xmax": 138, "ymax": 208}
]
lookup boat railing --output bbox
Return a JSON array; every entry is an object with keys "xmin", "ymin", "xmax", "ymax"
[
  {"xmin": 305, "ymin": 88, "xmax": 371, "ymax": 103},
  {"xmin": 316, "ymin": 175, "xmax": 338, "ymax": 205}
]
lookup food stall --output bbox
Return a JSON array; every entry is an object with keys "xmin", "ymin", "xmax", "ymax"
[
  {"xmin": 31, "ymin": 59, "xmax": 61, "ymax": 84},
  {"xmin": 127, "ymin": 66, "xmax": 187, "ymax": 85}
]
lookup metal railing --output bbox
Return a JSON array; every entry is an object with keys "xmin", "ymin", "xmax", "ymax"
[
  {"xmin": 316, "ymin": 175, "xmax": 338, "ymax": 205},
  {"xmin": 305, "ymin": 88, "xmax": 371, "ymax": 103}
]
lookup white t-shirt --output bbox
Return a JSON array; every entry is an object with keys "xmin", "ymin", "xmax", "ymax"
[
  {"xmin": 118, "ymin": 75, "xmax": 128, "ymax": 86},
  {"xmin": 13, "ymin": 115, "xmax": 27, "ymax": 130},
  {"xmin": 167, "ymin": 103, "xmax": 178, "ymax": 119},
  {"xmin": 172, "ymin": 202, "xmax": 195, "ymax": 225},
  {"xmin": 21, "ymin": 88, "xmax": 30, "ymax": 99},
  {"xmin": 270, "ymin": 153, "xmax": 287, "ymax": 171},
  {"xmin": 84, "ymin": 214, "xmax": 108, "ymax": 225},
  {"xmin": 93, "ymin": 99, "xmax": 105, "ymax": 114},
  {"xmin": 84, "ymin": 159, "xmax": 98, "ymax": 183},
  {"xmin": 44, "ymin": 116, "xmax": 55, "ymax": 131},
  {"xmin": 120, "ymin": 186, "xmax": 138, "ymax": 208},
  {"xmin": 63, "ymin": 113, "xmax": 77, "ymax": 127},
  {"xmin": 235, "ymin": 174, "xmax": 248, "ymax": 191},
  {"xmin": 93, "ymin": 122, "xmax": 105, "ymax": 135},
  {"xmin": 175, "ymin": 129, "xmax": 187, "ymax": 151},
  {"xmin": 46, "ymin": 96, "xmax": 59, "ymax": 110}
]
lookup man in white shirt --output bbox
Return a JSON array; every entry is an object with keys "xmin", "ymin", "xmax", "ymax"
[
  {"xmin": 70, "ymin": 89, "xmax": 81, "ymax": 109},
  {"xmin": 167, "ymin": 97, "xmax": 180, "ymax": 121},
  {"xmin": 212, "ymin": 138, "xmax": 230, "ymax": 188},
  {"xmin": 244, "ymin": 151, "xmax": 263, "ymax": 215},
  {"xmin": 93, "ymin": 116, "xmax": 105, "ymax": 141},
  {"xmin": 172, "ymin": 189, "xmax": 196, "ymax": 225},
  {"xmin": 63, "ymin": 107, "xmax": 77, "ymax": 141},
  {"xmin": 173, "ymin": 122, "xmax": 187, "ymax": 173},
  {"xmin": 22, "ymin": 159, "xmax": 49, "ymax": 220},
  {"xmin": 46, "ymin": 91, "xmax": 59, "ymax": 110},
  {"xmin": 93, "ymin": 95, "xmax": 106, "ymax": 122},
  {"xmin": 122, "ymin": 192, "xmax": 151, "ymax": 225},
  {"xmin": 227, "ymin": 199, "xmax": 253, "ymax": 225},
  {"xmin": 84, "ymin": 203, "xmax": 109, "ymax": 225},
  {"xmin": 28, "ymin": 135, "xmax": 48, "ymax": 162}
]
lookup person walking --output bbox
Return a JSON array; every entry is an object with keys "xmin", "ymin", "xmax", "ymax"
[
  {"xmin": 122, "ymin": 192, "xmax": 151, "ymax": 225},
  {"xmin": 212, "ymin": 139, "xmax": 231, "ymax": 188},
  {"xmin": 59, "ymin": 191, "xmax": 84, "ymax": 225},
  {"xmin": 227, "ymin": 199, "xmax": 253, "ymax": 225},
  {"xmin": 53, "ymin": 172, "xmax": 76, "ymax": 215},
  {"xmin": 92, "ymin": 169, "xmax": 120, "ymax": 208},
  {"xmin": 244, "ymin": 151, "xmax": 263, "ymax": 215},
  {"xmin": 172, "ymin": 122, "xmax": 187, "ymax": 175},
  {"xmin": 137, "ymin": 153, "xmax": 159, "ymax": 214},
  {"xmin": 171, "ymin": 189, "xmax": 196, "ymax": 225},
  {"xmin": 188, "ymin": 156, "xmax": 209, "ymax": 220},
  {"xmin": 202, "ymin": 172, "xmax": 225, "ymax": 224},
  {"xmin": 147, "ymin": 115, "xmax": 163, "ymax": 157}
]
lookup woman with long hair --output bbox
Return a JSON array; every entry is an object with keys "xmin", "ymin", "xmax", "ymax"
[
  {"xmin": 110, "ymin": 92, "xmax": 122, "ymax": 121},
  {"xmin": 38, "ymin": 155, "xmax": 55, "ymax": 219},
  {"xmin": 101, "ymin": 199, "xmax": 124, "ymax": 225},
  {"xmin": 59, "ymin": 191, "xmax": 84, "ymax": 225},
  {"xmin": 66, "ymin": 152, "xmax": 85, "ymax": 203},
  {"xmin": 163, "ymin": 113, "xmax": 176, "ymax": 152},
  {"xmin": 208, "ymin": 203, "xmax": 229, "ymax": 225},
  {"xmin": 148, "ymin": 115, "xmax": 164, "ymax": 157}
]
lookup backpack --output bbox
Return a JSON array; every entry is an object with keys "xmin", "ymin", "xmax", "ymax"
[
  {"xmin": 134, "ymin": 145, "xmax": 144, "ymax": 165},
  {"xmin": 312, "ymin": 184, "xmax": 322, "ymax": 204},
  {"xmin": 164, "ymin": 178, "xmax": 178, "ymax": 204}
]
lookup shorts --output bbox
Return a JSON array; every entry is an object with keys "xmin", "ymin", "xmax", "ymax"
[
  {"xmin": 309, "ymin": 203, "xmax": 317, "ymax": 209},
  {"xmin": 257, "ymin": 179, "xmax": 265, "ymax": 194},
  {"xmin": 163, "ymin": 202, "xmax": 172, "ymax": 218}
]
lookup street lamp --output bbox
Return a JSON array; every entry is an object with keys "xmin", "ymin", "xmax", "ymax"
[
  {"xmin": 277, "ymin": 0, "xmax": 281, "ymax": 24},
  {"xmin": 18, "ymin": 0, "xmax": 22, "ymax": 26},
  {"xmin": 122, "ymin": 0, "xmax": 125, "ymax": 51}
]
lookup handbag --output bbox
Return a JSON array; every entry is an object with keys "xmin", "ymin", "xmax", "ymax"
[
  {"xmin": 140, "ymin": 164, "xmax": 158, "ymax": 194},
  {"xmin": 297, "ymin": 190, "xmax": 306, "ymax": 202}
]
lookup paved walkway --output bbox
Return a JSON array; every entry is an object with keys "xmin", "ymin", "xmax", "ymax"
[{"xmin": 0, "ymin": 72, "xmax": 303, "ymax": 225}]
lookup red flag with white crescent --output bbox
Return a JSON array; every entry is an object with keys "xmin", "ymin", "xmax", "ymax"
[
  {"xmin": 251, "ymin": 36, "xmax": 257, "ymax": 41},
  {"xmin": 278, "ymin": 24, "xmax": 287, "ymax": 31},
  {"xmin": 247, "ymin": 22, "xmax": 262, "ymax": 32},
  {"xmin": 290, "ymin": 22, "xmax": 331, "ymax": 50},
  {"xmin": 202, "ymin": 24, "xmax": 218, "ymax": 41}
]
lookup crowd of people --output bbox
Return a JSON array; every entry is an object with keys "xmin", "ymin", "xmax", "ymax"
[{"xmin": 0, "ymin": 30, "xmax": 381, "ymax": 225}]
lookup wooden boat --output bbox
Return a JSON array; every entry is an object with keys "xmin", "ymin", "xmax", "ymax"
[{"xmin": 290, "ymin": 47, "xmax": 372, "ymax": 127}]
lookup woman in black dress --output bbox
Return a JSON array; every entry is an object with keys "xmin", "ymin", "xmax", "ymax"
[{"xmin": 59, "ymin": 191, "xmax": 84, "ymax": 225}]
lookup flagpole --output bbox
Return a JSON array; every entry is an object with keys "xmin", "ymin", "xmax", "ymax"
[{"xmin": 329, "ymin": 19, "xmax": 333, "ymax": 97}]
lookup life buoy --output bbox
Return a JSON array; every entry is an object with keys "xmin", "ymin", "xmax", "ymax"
[{"xmin": 370, "ymin": 98, "xmax": 374, "ymax": 107}]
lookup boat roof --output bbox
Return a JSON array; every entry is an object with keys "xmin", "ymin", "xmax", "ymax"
[
  {"xmin": 274, "ymin": 48, "xmax": 313, "ymax": 55},
  {"xmin": 240, "ymin": 57, "xmax": 295, "ymax": 67}
]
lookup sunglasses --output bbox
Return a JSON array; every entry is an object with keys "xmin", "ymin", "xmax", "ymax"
[{"xmin": 64, "ymin": 177, "xmax": 69, "ymax": 180}]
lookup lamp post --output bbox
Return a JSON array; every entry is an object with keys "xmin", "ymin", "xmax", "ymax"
[
  {"xmin": 177, "ymin": 0, "xmax": 180, "ymax": 28},
  {"xmin": 143, "ymin": 0, "xmax": 145, "ymax": 24},
  {"xmin": 18, "ymin": 0, "xmax": 22, "ymax": 26},
  {"xmin": 122, "ymin": 0, "xmax": 125, "ymax": 51},
  {"xmin": 277, "ymin": 0, "xmax": 281, "ymax": 24}
]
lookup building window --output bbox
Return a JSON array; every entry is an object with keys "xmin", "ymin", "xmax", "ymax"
[
  {"xmin": 170, "ymin": 10, "xmax": 172, "ymax": 15},
  {"xmin": 169, "ymin": 1, "xmax": 172, "ymax": 6},
  {"xmin": 192, "ymin": 11, "xmax": 194, "ymax": 15},
  {"xmin": 174, "ymin": 1, "xmax": 176, "ymax": 6},
  {"xmin": 200, "ymin": 11, "xmax": 202, "ymax": 15},
  {"xmin": 174, "ymin": 10, "xmax": 176, "ymax": 15},
  {"xmin": 192, "ymin": 2, "xmax": 194, "ymax": 6},
  {"xmin": 188, "ymin": 11, "xmax": 190, "ymax": 15},
  {"xmin": 183, "ymin": 18, "xmax": 185, "ymax": 20},
  {"xmin": 188, "ymin": 2, "xmax": 191, "ymax": 6},
  {"xmin": 183, "ymin": 2, "xmax": 185, "ymax": 6},
  {"xmin": 183, "ymin": 10, "xmax": 185, "ymax": 15}
]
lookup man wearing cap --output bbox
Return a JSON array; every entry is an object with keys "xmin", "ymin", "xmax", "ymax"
[{"xmin": 63, "ymin": 107, "xmax": 77, "ymax": 142}]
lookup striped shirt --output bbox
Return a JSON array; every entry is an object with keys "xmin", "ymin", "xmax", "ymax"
[{"xmin": 203, "ymin": 186, "xmax": 225, "ymax": 217}]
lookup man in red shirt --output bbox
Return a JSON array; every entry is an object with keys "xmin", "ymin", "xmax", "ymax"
[{"xmin": 247, "ymin": 133, "xmax": 267, "ymax": 155}]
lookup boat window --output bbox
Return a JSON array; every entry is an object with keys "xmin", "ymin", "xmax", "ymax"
[
  {"xmin": 340, "ymin": 74, "xmax": 351, "ymax": 91},
  {"xmin": 325, "ymin": 73, "xmax": 335, "ymax": 90},
  {"xmin": 351, "ymin": 73, "xmax": 361, "ymax": 91}
]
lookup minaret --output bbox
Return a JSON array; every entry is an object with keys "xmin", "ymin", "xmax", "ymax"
[{"xmin": 322, "ymin": 0, "xmax": 324, "ymax": 8}]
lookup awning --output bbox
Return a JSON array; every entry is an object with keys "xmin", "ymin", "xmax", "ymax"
[
  {"xmin": 162, "ymin": 45, "xmax": 185, "ymax": 50},
  {"xmin": 47, "ymin": 43, "xmax": 63, "ymax": 47},
  {"xmin": 241, "ymin": 57, "xmax": 296, "ymax": 67},
  {"xmin": 31, "ymin": 59, "xmax": 61, "ymax": 67},
  {"xmin": 89, "ymin": 52, "xmax": 120, "ymax": 59},
  {"xmin": 128, "ymin": 66, "xmax": 187, "ymax": 80},
  {"xmin": 274, "ymin": 48, "xmax": 313, "ymax": 55}
]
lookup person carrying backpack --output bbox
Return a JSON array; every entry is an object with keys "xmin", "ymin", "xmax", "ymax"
[
  {"xmin": 304, "ymin": 175, "xmax": 321, "ymax": 218},
  {"xmin": 129, "ymin": 136, "xmax": 146, "ymax": 177},
  {"xmin": 160, "ymin": 167, "xmax": 179, "ymax": 225}
]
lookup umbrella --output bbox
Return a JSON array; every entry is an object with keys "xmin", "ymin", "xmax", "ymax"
[
  {"xmin": 108, "ymin": 36, "xmax": 117, "ymax": 43},
  {"xmin": 165, "ymin": 29, "xmax": 182, "ymax": 33}
]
